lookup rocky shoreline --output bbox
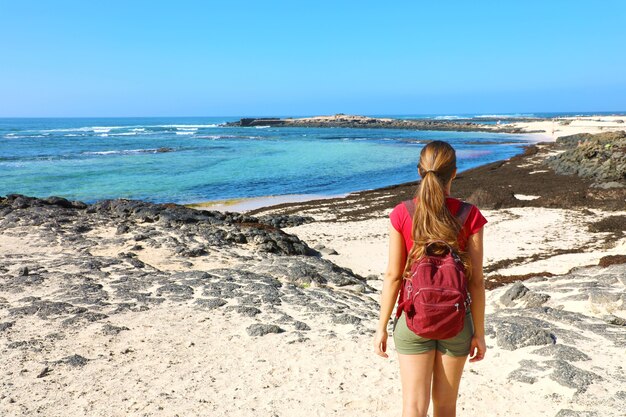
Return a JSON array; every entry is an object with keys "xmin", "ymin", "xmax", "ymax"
[
  {"xmin": 226, "ymin": 114, "xmax": 535, "ymax": 133},
  {"xmin": 1, "ymin": 131, "xmax": 625, "ymax": 416},
  {"xmin": 249, "ymin": 131, "xmax": 626, "ymax": 216}
]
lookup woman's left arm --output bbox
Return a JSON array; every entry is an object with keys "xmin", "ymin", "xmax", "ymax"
[
  {"xmin": 467, "ymin": 227, "xmax": 486, "ymax": 362},
  {"xmin": 373, "ymin": 223, "xmax": 407, "ymax": 358}
]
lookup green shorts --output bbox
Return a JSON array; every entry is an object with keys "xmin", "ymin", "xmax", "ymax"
[{"xmin": 392, "ymin": 311, "xmax": 474, "ymax": 357}]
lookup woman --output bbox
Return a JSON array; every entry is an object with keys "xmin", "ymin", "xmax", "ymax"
[{"xmin": 373, "ymin": 140, "xmax": 487, "ymax": 417}]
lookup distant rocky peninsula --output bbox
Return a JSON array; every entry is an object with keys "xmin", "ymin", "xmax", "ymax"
[{"xmin": 226, "ymin": 114, "xmax": 536, "ymax": 133}]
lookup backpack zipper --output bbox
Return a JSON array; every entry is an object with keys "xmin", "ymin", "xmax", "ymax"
[
  {"xmin": 414, "ymin": 300, "xmax": 464, "ymax": 309},
  {"xmin": 415, "ymin": 287, "xmax": 465, "ymax": 296},
  {"xmin": 411, "ymin": 288, "xmax": 465, "ymax": 309}
]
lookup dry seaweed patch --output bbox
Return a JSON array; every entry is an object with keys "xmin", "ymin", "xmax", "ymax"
[
  {"xmin": 484, "ymin": 248, "xmax": 586, "ymax": 274},
  {"xmin": 587, "ymin": 215, "xmax": 626, "ymax": 234},
  {"xmin": 598, "ymin": 255, "xmax": 626, "ymax": 267},
  {"xmin": 485, "ymin": 272, "xmax": 556, "ymax": 290}
]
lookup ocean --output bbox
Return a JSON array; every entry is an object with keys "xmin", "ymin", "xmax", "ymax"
[{"xmin": 0, "ymin": 116, "xmax": 543, "ymax": 205}]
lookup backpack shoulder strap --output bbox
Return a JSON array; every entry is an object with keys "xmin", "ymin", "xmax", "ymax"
[{"xmin": 455, "ymin": 201, "xmax": 472, "ymax": 226}]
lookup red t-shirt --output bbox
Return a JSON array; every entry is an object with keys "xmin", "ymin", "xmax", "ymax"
[{"xmin": 389, "ymin": 196, "xmax": 487, "ymax": 254}]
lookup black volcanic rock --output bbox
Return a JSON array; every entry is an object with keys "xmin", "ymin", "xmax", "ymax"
[
  {"xmin": 10, "ymin": 300, "xmax": 87, "ymax": 319},
  {"xmin": 228, "ymin": 115, "xmax": 527, "ymax": 133},
  {"xmin": 548, "ymin": 131, "xmax": 626, "ymax": 181},
  {"xmin": 55, "ymin": 354, "xmax": 90, "ymax": 367},
  {"xmin": 0, "ymin": 321, "xmax": 15, "ymax": 332},
  {"xmin": 555, "ymin": 410, "xmax": 598, "ymax": 417},
  {"xmin": 246, "ymin": 323, "xmax": 285, "ymax": 336},
  {"xmin": 194, "ymin": 298, "xmax": 227, "ymax": 310},
  {"xmin": 488, "ymin": 316, "xmax": 556, "ymax": 350},
  {"xmin": 102, "ymin": 324, "xmax": 130, "ymax": 335},
  {"xmin": 547, "ymin": 359, "xmax": 602, "ymax": 393},
  {"xmin": 239, "ymin": 118, "xmax": 285, "ymax": 127}
]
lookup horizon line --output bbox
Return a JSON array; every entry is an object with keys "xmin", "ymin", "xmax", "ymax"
[{"xmin": 1, "ymin": 110, "xmax": 626, "ymax": 119}]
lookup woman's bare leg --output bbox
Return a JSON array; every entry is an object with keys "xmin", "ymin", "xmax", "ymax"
[
  {"xmin": 397, "ymin": 350, "xmax": 437, "ymax": 417},
  {"xmin": 431, "ymin": 351, "xmax": 467, "ymax": 417}
]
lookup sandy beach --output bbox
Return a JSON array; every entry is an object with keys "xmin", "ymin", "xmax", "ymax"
[
  {"xmin": 1, "ymin": 121, "xmax": 625, "ymax": 416},
  {"xmin": 493, "ymin": 115, "xmax": 626, "ymax": 141}
]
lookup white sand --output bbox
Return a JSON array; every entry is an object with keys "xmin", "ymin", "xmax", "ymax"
[
  {"xmin": 490, "ymin": 115, "xmax": 626, "ymax": 139},
  {"xmin": 283, "ymin": 207, "xmax": 626, "ymax": 281},
  {"xmin": 187, "ymin": 193, "xmax": 347, "ymax": 213},
  {"xmin": 3, "ymin": 224, "xmax": 623, "ymax": 416}
]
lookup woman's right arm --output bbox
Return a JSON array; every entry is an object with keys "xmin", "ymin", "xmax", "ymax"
[
  {"xmin": 467, "ymin": 227, "xmax": 487, "ymax": 362},
  {"xmin": 373, "ymin": 222, "xmax": 407, "ymax": 358}
]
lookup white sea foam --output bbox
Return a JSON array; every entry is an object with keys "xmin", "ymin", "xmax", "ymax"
[
  {"xmin": 197, "ymin": 135, "xmax": 225, "ymax": 140},
  {"xmin": 83, "ymin": 150, "xmax": 120, "ymax": 155},
  {"xmin": 157, "ymin": 124, "xmax": 218, "ymax": 129},
  {"xmin": 43, "ymin": 126, "xmax": 118, "ymax": 133},
  {"xmin": 175, "ymin": 131, "xmax": 195, "ymax": 135},
  {"xmin": 434, "ymin": 115, "xmax": 463, "ymax": 120},
  {"xmin": 197, "ymin": 135, "xmax": 262, "ymax": 140},
  {"xmin": 40, "ymin": 124, "xmax": 218, "ymax": 135},
  {"xmin": 83, "ymin": 148, "xmax": 170, "ymax": 156},
  {"xmin": 254, "ymin": 125, "xmax": 271, "ymax": 129},
  {"xmin": 42, "ymin": 127, "xmax": 85, "ymax": 133},
  {"xmin": 4, "ymin": 134, "xmax": 46, "ymax": 139},
  {"xmin": 474, "ymin": 114, "xmax": 534, "ymax": 119}
]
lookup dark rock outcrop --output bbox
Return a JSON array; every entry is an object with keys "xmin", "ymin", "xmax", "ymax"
[
  {"xmin": 228, "ymin": 115, "xmax": 529, "ymax": 133},
  {"xmin": 239, "ymin": 118, "xmax": 285, "ymax": 127},
  {"xmin": 246, "ymin": 324, "xmax": 285, "ymax": 336},
  {"xmin": 0, "ymin": 193, "xmax": 376, "ymax": 353},
  {"xmin": 54, "ymin": 354, "xmax": 90, "ymax": 367},
  {"xmin": 548, "ymin": 131, "xmax": 626, "ymax": 182},
  {"xmin": 547, "ymin": 359, "xmax": 603, "ymax": 393},
  {"xmin": 488, "ymin": 316, "xmax": 556, "ymax": 350},
  {"xmin": 555, "ymin": 410, "xmax": 599, "ymax": 417}
]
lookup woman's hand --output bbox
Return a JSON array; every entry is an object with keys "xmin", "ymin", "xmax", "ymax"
[
  {"xmin": 469, "ymin": 334, "xmax": 486, "ymax": 362},
  {"xmin": 373, "ymin": 328, "xmax": 389, "ymax": 358},
  {"xmin": 374, "ymin": 223, "xmax": 406, "ymax": 359}
]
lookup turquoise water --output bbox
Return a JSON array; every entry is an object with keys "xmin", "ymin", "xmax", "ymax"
[{"xmin": 0, "ymin": 117, "xmax": 536, "ymax": 204}]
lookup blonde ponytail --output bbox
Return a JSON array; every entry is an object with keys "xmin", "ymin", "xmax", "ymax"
[{"xmin": 404, "ymin": 141, "xmax": 472, "ymax": 278}]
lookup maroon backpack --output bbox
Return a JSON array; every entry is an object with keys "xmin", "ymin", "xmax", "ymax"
[{"xmin": 397, "ymin": 199, "xmax": 472, "ymax": 340}]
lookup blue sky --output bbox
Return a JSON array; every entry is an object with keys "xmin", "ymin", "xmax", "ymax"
[{"xmin": 1, "ymin": 0, "xmax": 625, "ymax": 117}]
